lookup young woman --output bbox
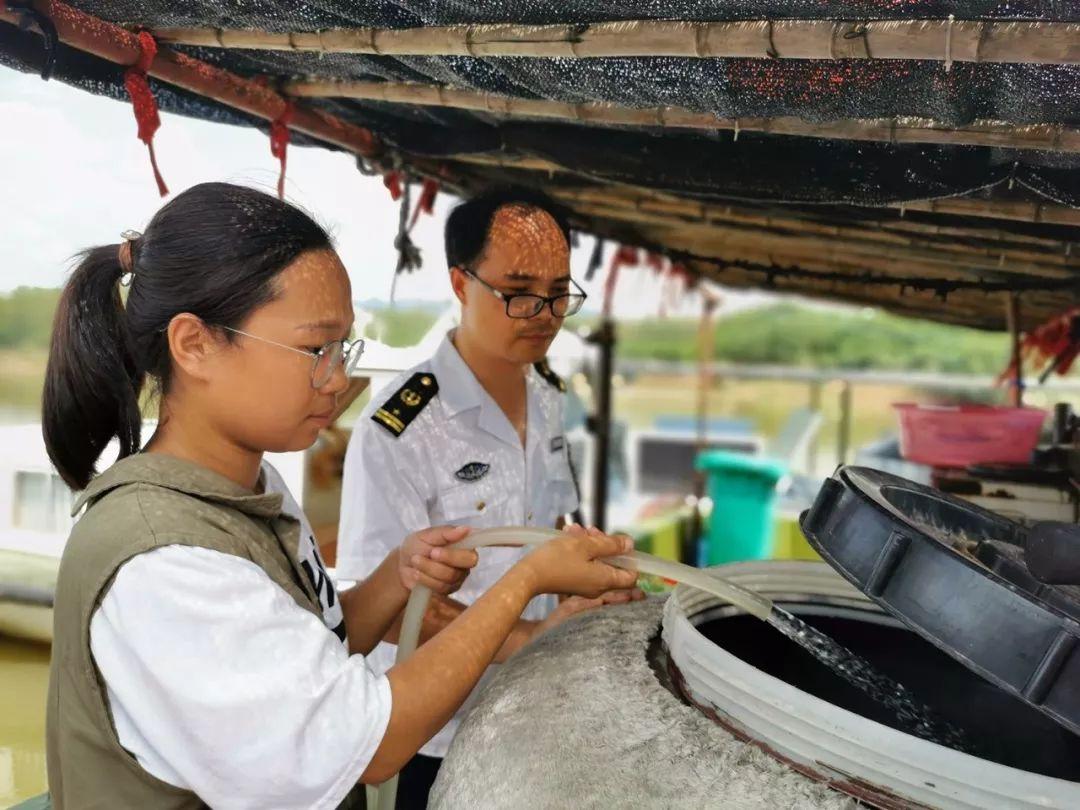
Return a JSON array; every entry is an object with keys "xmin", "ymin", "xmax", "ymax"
[{"xmin": 41, "ymin": 182, "xmax": 638, "ymax": 810}]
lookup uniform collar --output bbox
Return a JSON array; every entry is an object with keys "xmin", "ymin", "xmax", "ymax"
[
  {"xmin": 72, "ymin": 453, "xmax": 284, "ymax": 519},
  {"xmin": 431, "ymin": 331, "xmax": 540, "ymax": 450},
  {"xmin": 430, "ymin": 331, "xmax": 483, "ymax": 418}
]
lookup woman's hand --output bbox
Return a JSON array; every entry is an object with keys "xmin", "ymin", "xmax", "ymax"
[
  {"xmin": 519, "ymin": 523, "xmax": 639, "ymax": 598},
  {"xmin": 398, "ymin": 525, "xmax": 478, "ymax": 595}
]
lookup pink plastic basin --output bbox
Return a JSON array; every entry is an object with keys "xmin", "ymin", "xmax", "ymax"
[{"xmin": 893, "ymin": 403, "xmax": 1046, "ymax": 468}]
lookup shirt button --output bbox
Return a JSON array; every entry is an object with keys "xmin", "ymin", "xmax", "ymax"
[
  {"xmin": 476, "ymin": 501, "xmax": 486, "ymax": 512},
  {"xmin": 527, "ymin": 512, "xmax": 534, "ymax": 522}
]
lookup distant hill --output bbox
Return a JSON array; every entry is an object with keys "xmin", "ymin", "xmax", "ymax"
[
  {"xmin": 0, "ymin": 288, "xmax": 1011, "ymax": 374},
  {"xmin": 356, "ymin": 297, "xmax": 444, "ymax": 313},
  {"xmin": 0, "ymin": 287, "xmax": 58, "ymax": 349}
]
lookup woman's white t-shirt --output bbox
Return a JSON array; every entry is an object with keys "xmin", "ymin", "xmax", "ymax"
[{"xmin": 89, "ymin": 463, "xmax": 392, "ymax": 810}]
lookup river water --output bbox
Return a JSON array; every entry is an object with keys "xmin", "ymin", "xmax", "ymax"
[{"xmin": 0, "ymin": 638, "xmax": 49, "ymax": 804}]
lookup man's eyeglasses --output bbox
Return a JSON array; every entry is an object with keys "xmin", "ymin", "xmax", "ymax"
[
  {"xmin": 461, "ymin": 268, "xmax": 587, "ymax": 319},
  {"xmin": 219, "ymin": 326, "xmax": 365, "ymax": 388}
]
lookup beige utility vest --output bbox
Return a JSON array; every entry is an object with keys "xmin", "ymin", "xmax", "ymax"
[{"xmin": 46, "ymin": 453, "xmax": 365, "ymax": 809}]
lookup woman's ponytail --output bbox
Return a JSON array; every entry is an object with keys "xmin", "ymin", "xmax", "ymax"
[
  {"xmin": 43, "ymin": 245, "xmax": 143, "ymax": 490},
  {"xmin": 42, "ymin": 182, "xmax": 333, "ymax": 491}
]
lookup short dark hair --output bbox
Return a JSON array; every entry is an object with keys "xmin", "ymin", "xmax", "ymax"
[
  {"xmin": 444, "ymin": 186, "xmax": 572, "ymax": 269},
  {"xmin": 43, "ymin": 182, "xmax": 332, "ymax": 489}
]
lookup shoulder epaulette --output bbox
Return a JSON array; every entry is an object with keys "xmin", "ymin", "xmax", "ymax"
[
  {"xmin": 533, "ymin": 359, "xmax": 566, "ymax": 393},
  {"xmin": 371, "ymin": 372, "xmax": 439, "ymax": 437}
]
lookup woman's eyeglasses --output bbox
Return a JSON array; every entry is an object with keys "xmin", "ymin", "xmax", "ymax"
[
  {"xmin": 461, "ymin": 268, "xmax": 587, "ymax": 319},
  {"xmin": 219, "ymin": 326, "xmax": 365, "ymax": 388}
]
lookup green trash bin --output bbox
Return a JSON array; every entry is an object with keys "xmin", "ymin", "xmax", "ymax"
[{"xmin": 695, "ymin": 450, "xmax": 786, "ymax": 565}]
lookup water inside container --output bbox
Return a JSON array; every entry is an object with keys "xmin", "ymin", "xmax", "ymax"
[
  {"xmin": 699, "ymin": 603, "xmax": 1080, "ymax": 780},
  {"xmin": 767, "ymin": 606, "xmax": 971, "ymax": 751}
]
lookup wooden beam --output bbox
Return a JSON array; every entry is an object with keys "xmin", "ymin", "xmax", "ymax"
[
  {"xmin": 153, "ymin": 20, "xmax": 1080, "ymax": 65},
  {"xmin": 283, "ymin": 79, "xmax": 1079, "ymax": 153},
  {"xmin": 0, "ymin": 1, "xmax": 380, "ymax": 157}
]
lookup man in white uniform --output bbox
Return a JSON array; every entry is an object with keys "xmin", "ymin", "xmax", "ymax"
[{"xmin": 337, "ymin": 187, "xmax": 630, "ymax": 806}]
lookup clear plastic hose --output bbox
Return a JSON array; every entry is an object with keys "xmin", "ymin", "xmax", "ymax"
[{"xmin": 374, "ymin": 526, "xmax": 773, "ymax": 809}]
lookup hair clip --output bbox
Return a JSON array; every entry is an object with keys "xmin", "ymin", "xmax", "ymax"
[{"xmin": 118, "ymin": 230, "xmax": 142, "ymax": 286}]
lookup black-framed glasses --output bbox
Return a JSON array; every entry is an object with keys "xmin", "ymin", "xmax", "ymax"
[
  {"xmin": 461, "ymin": 268, "xmax": 587, "ymax": 319},
  {"xmin": 220, "ymin": 326, "xmax": 365, "ymax": 388}
]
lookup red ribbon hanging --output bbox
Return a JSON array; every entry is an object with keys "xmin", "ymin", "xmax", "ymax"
[
  {"xmin": 672, "ymin": 261, "xmax": 699, "ymax": 291},
  {"xmin": 603, "ymin": 245, "xmax": 640, "ymax": 317},
  {"xmin": 383, "ymin": 171, "xmax": 403, "ymax": 201},
  {"xmin": 123, "ymin": 31, "xmax": 168, "ymax": 197},
  {"xmin": 270, "ymin": 100, "xmax": 295, "ymax": 200},
  {"xmin": 124, "ymin": 33, "xmax": 167, "ymax": 196},
  {"xmin": 408, "ymin": 178, "xmax": 440, "ymax": 229},
  {"xmin": 998, "ymin": 307, "xmax": 1080, "ymax": 385}
]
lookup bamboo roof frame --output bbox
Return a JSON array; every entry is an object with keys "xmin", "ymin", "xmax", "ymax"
[
  {"xmin": 678, "ymin": 258, "xmax": 1065, "ymax": 328},
  {"xmin": 445, "ymin": 152, "xmax": 1080, "ymax": 228},
  {"xmin": 564, "ymin": 197, "xmax": 1076, "ymax": 284},
  {"xmin": 283, "ymin": 78, "xmax": 1080, "ymax": 153},
  {"xmin": 434, "ymin": 158, "xmax": 1079, "ymax": 329},
  {"xmin": 0, "ymin": 2, "xmax": 381, "ymax": 157},
  {"xmin": 547, "ymin": 186, "xmax": 1078, "ymax": 270},
  {"xmin": 153, "ymin": 20, "xmax": 1080, "ymax": 66},
  {"xmin": 548, "ymin": 185, "xmax": 1063, "ymax": 247},
  {"xmin": 2, "ymin": 0, "xmax": 1078, "ymax": 330},
  {"xmin": 614, "ymin": 231, "xmax": 1074, "ymax": 328},
  {"xmin": 893, "ymin": 197, "xmax": 1080, "ymax": 228}
]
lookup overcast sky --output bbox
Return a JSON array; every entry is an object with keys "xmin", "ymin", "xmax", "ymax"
[{"xmin": 0, "ymin": 67, "xmax": 786, "ymax": 318}]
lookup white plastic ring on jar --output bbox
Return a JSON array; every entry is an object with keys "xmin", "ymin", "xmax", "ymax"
[{"xmin": 663, "ymin": 560, "xmax": 1080, "ymax": 810}]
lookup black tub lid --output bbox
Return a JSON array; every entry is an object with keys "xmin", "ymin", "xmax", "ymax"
[{"xmin": 801, "ymin": 466, "xmax": 1080, "ymax": 737}]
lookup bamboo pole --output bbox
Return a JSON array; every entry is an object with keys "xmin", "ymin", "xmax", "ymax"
[
  {"xmin": 569, "ymin": 197, "xmax": 1079, "ymax": 282},
  {"xmin": 890, "ymin": 197, "xmax": 1080, "ymax": 227},
  {"xmin": 153, "ymin": 20, "xmax": 1080, "ymax": 65},
  {"xmin": 676, "ymin": 240, "xmax": 1079, "ymax": 300},
  {"xmin": 445, "ymin": 151, "xmax": 1080, "ymax": 226},
  {"xmin": 685, "ymin": 254, "xmax": 1075, "ymax": 322},
  {"xmin": 636, "ymin": 226, "xmax": 1080, "ymax": 307},
  {"xmin": 429, "ymin": 156, "xmax": 1078, "ymax": 328},
  {"xmin": 283, "ymin": 78, "xmax": 1079, "ymax": 153},
  {"xmin": 550, "ymin": 185, "xmax": 1076, "ymax": 269},
  {"xmin": 0, "ymin": 1, "xmax": 380, "ymax": 157},
  {"xmin": 682, "ymin": 257, "xmax": 1063, "ymax": 330}
]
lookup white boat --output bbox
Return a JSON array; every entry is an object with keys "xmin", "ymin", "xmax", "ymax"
[
  {"xmin": 0, "ymin": 421, "xmax": 315, "ymax": 645},
  {"xmin": 0, "ymin": 305, "xmax": 456, "ymax": 645}
]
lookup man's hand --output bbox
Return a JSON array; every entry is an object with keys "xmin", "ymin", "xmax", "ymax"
[
  {"xmin": 532, "ymin": 586, "xmax": 646, "ymax": 641},
  {"xmin": 398, "ymin": 525, "xmax": 478, "ymax": 595}
]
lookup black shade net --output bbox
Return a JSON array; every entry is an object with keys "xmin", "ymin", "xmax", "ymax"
[{"xmin": 0, "ymin": 1, "xmax": 1077, "ymax": 209}]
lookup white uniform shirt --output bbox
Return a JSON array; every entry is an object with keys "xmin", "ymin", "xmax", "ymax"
[
  {"xmin": 90, "ymin": 463, "xmax": 391, "ymax": 810},
  {"xmin": 337, "ymin": 332, "xmax": 580, "ymax": 757}
]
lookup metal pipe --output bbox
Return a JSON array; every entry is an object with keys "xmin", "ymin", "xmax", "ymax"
[
  {"xmin": 0, "ymin": 583, "xmax": 54, "ymax": 608},
  {"xmin": 1006, "ymin": 293, "xmax": 1025, "ymax": 407},
  {"xmin": 808, "ymin": 380, "xmax": 823, "ymax": 475},
  {"xmin": 837, "ymin": 381, "xmax": 853, "ymax": 466},
  {"xmin": 588, "ymin": 318, "xmax": 616, "ymax": 531}
]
